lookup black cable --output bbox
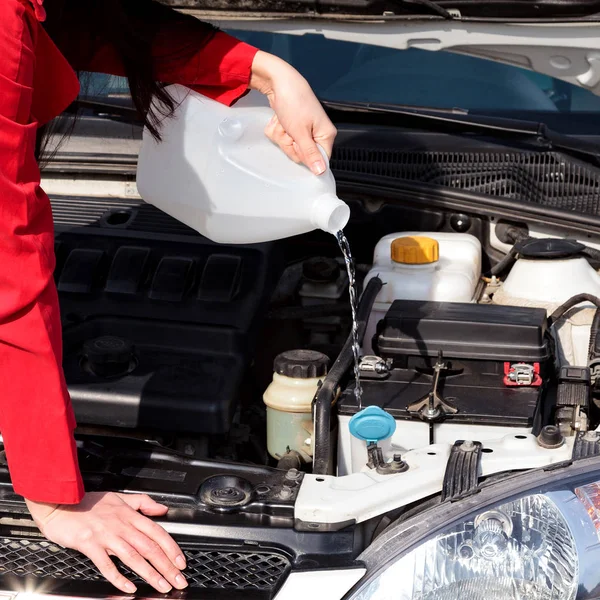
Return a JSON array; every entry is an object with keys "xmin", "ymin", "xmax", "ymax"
[
  {"xmin": 486, "ymin": 246, "xmax": 518, "ymax": 277},
  {"xmin": 484, "ymin": 227, "xmax": 528, "ymax": 277},
  {"xmin": 312, "ymin": 276, "xmax": 383, "ymax": 476},
  {"xmin": 589, "ymin": 307, "xmax": 600, "ymax": 360},
  {"xmin": 548, "ymin": 294, "xmax": 600, "ymax": 326}
]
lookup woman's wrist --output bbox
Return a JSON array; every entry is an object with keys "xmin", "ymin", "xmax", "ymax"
[
  {"xmin": 249, "ymin": 51, "xmax": 276, "ymax": 94},
  {"xmin": 25, "ymin": 498, "xmax": 60, "ymax": 529},
  {"xmin": 249, "ymin": 50, "xmax": 302, "ymax": 97}
]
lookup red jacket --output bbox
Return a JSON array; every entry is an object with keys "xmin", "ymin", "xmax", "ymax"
[{"xmin": 0, "ymin": 0, "xmax": 258, "ymax": 504}]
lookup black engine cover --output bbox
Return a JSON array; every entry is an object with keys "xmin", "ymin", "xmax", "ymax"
[{"xmin": 56, "ymin": 227, "xmax": 278, "ymax": 435}]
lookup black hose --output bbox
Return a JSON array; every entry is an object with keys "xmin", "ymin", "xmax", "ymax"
[
  {"xmin": 548, "ymin": 294, "xmax": 600, "ymax": 326},
  {"xmin": 589, "ymin": 308, "xmax": 600, "ymax": 360},
  {"xmin": 312, "ymin": 276, "xmax": 383, "ymax": 475},
  {"xmin": 582, "ymin": 247, "xmax": 600, "ymax": 271},
  {"xmin": 486, "ymin": 246, "xmax": 518, "ymax": 277},
  {"xmin": 484, "ymin": 227, "xmax": 529, "ymax": 277}
]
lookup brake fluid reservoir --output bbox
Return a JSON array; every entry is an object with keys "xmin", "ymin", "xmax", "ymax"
[
  {"xmin": 363, "ymin": 232, "xmax": 482, "ymax": 354},
  {"xmin": 263, "ymin": 350, "xmax": 329, "ymax": 462}
]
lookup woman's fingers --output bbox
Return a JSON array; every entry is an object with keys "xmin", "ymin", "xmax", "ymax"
[
  {"xmin": 130, "ymin": 510, "xmax": 187, "ymax": 572},
  {"xmin": 117, "ymin": 493, "xmax": 168, "ymax": 517},
  {"xmin": 108, "ymin": 535, "xmax": 174, "ymax": 594},
  {"xmin": 83, "ymin": 544, "xmax": 137, "ymax": 594},
  {"xmin": 292, "ymin": 129, "xmax": 327, "ymax": 175},
  {"xmin": 121, "ymin": 526, "xmax": 188, "ymax": 590},
  {"xmin": 265, "ymin": 119, "xmax": 302, "ymax": 163},
  {"xmin": 28, "ymin": 492, "xmax": 188, "ymax": 594},
  {"xmin": 118, "ymin": 493, "xmax": 186, "ymax": 571}
]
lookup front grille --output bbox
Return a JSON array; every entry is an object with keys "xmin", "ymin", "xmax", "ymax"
[
  {"xmin": 0, "ymin": 537, "xmax": 291, "ymax": 592},
  {"xmin": 331, "ymin": 149, "xmax": 600, "ymax": 216}
]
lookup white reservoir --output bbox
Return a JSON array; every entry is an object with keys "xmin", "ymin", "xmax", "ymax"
[
  {"xmin": 494, "ymin": 250, "xmax": 600, "ymax": 366},
  {"xmin": 363, "ymin": 232, "xmax": 482, "ymax": 354}
]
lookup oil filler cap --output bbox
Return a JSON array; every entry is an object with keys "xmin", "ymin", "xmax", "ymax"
[
  {"xmin": 391, "ymin": 236, "xmax": 439, "ymax": 265},
  {"xmin": 349, "ymin": 406, "xmax": 396, "ymax": 444}
]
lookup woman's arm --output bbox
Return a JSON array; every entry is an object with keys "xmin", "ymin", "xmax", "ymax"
[
  {"xmin": 55, "ymin": 1, "xmax": 336, "ymax": 173},
  {"xmin": 58, "ymin": 2, "xmax": 258, "ymax": 106},
  {"xmin": 1, "ymin": 0, "xmax": 84, "ymax": 508},
  {"xmin": 2, "ymin": 2, "xmax": 193, "ymax": 593}
]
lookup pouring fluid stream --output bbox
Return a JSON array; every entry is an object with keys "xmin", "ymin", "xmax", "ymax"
[{"xmin": 336, "ymin": 230, "xmax": 362, "ymax": 410}]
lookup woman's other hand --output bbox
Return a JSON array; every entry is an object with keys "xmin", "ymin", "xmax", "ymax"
[
  {"xmin": 26, "ymin": 492, "xmax": 187, "ymax": 594},
  {"xmin": 250, "ymin": 51, "xmax": 337, "ymax": 175}
]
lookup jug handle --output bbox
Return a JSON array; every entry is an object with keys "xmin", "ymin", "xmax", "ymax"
[{"xmin": 317, "ymin": 143, "xmax": 331, "ymax": 168}]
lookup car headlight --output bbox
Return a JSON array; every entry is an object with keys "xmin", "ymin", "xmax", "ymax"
[{"xmin": 347, "ymin": 457, "xmax": 600, "ymax": 600}]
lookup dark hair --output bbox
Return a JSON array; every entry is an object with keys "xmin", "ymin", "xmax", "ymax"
[{"xmin": 37, "ymin": 0, "xmax": 217, "ymax": 159}]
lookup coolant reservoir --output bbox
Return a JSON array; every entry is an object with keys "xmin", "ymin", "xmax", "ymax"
[
  {"xmin": 263, "ymin": 350, "xmax": 329, "ymax": 462},
  {"xmin": 493, "ymin": 238, "xmax": 600, "ymax": 366},
  {"xmin": 136, "ymin": 86, "xmax": 349, "ymax": 244},
  {"xmin": 363, "ymin": 232, "xmax": 482, "ymax": 354}
]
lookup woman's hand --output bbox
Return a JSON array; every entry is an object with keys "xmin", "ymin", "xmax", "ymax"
[
  {"xmin": 249, "ymin": 51, "xmax": 337, "ymax": 175},
  {"xmin": 26, "ymin": 492, "xmax": 187, "ymax": 594}
]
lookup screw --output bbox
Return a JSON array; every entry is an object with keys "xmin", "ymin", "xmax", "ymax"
[
  {"xmin": 374, "ymin": 361, "xmax": 389, "ymax": 374},
  {"xmin": 183, "ymin": 443, "xmax": 195, "ymax": 456},
  {"xmin": 461, "ymin": 440, "xmax": 476, "ymax": 451},
  {"xmin": 583, "ymin": 430, "xmax": 600, "ymax": 442},
  {"xmin": 279, "ymin": 486, "xmax": 293, "ymax": 500},
  {"xmin": 391, "ymin": 453, "xmax": 409, "ymax": 473},
  {"xmin": 285, "ymin": 468, "xmax": 301, "ymax": 481}
]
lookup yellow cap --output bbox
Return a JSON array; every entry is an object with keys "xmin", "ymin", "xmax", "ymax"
[{"xmin": 391, "ymin": 236, "xmax": 439, "ymax": 265}]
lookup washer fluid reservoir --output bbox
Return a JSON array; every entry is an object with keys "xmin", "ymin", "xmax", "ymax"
[{"xmin": 363, "ymin": 232, "xmax": 482, "ymax": 354}]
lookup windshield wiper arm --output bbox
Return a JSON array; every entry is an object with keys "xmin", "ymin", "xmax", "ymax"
[
  {"xmin": 390, "ymin": 0, "xmax": 455, "ymax": 18},
  {"xmin": 71, "ymin": 98, "xmax": 139, "ymax": 120},
  {"xmin": 323, "ymin": 99, "xmax": 600, "ymax": 166}
]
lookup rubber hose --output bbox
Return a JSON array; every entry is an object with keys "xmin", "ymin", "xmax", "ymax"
[
  {"xmin": 589, "ymin": 307, "xmax": 600, "ymax": 360},
  {"xmin": 548, "ymin": 293, "xmax": 600, "ymax": 326},
  {"xmin": 312, "ymin": 276, "xmax": 383, "ymax": 476},
  {"xmin": 582, "ymin": 246, "xmax": 600, "ymax": 261},
  {"xmin": 487, "ymin": 246, "xmax": 518, "ymax": 277}
]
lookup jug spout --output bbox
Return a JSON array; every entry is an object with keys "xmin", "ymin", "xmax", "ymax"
[{"xmin": 311, "ymin": 193, "xmax": 350, "ymax": 235}]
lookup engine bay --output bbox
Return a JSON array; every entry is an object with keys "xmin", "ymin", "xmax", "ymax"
[{"xmin": 50, "ymin": 195, "xmax": 600, "ymax": 479}]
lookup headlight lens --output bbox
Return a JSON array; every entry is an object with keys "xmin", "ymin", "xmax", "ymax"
[
  {"xmin": 353, "ymin": 494, "xmax": 578, "ymax": 600},
  {"xmin": 346, "ymin": 456, "xmax": 600, "ymax": 600}
]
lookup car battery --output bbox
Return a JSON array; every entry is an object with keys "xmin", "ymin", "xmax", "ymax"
[{"xmin": 339, "ymin": 300, "xmax": 551, "ymax": 430}]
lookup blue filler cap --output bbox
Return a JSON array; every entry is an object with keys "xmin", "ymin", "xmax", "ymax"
[{"xmin": 349, "ymin": 406, "xmax": 396, "ymax": 444}]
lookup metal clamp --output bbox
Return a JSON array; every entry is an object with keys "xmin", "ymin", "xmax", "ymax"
[
  {"xmin": 503, "ymin": 362, "xmax": 542, "ymax": 387},
  {"xmin": 408, "ymin": 350, "xmax": 458, "ymax": 421},
  {"xmin": 359, "ymin": 355, "xmax": 391, "ymax": 379}
]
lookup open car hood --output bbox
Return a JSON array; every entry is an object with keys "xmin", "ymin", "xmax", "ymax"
[
  {"xmin": 161, "ymin": 1, "xmax": 600, "ymax": 98},
  {"xmin": 212, "ymin": 19, "xmax": 600, "ymax": 98},
  {"xmin": 162, "ymin": 0, "xmax": 600, "ymax": 20}
]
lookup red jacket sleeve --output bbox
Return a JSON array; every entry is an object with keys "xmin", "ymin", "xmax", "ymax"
[
  {"xmin": 60, "ymin": 6, "xmax": 258, "ymax": 107},
  {"xmin": 0, "ymin": 0, "xmax": 84, "ymax": 504}
]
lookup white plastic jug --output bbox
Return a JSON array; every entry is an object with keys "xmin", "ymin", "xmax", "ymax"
[{"xmin": 136, "ymin": 85, "xmax": 350, "ymax": 244}]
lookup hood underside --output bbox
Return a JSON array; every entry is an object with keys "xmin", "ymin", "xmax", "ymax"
[
  {"xmin": 160, "ymin": 0, "xmax": 600, "ymax": 20},
  {"xmin": 186, "ymin": 16, "xmax": 600, "ymax": 98}
]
